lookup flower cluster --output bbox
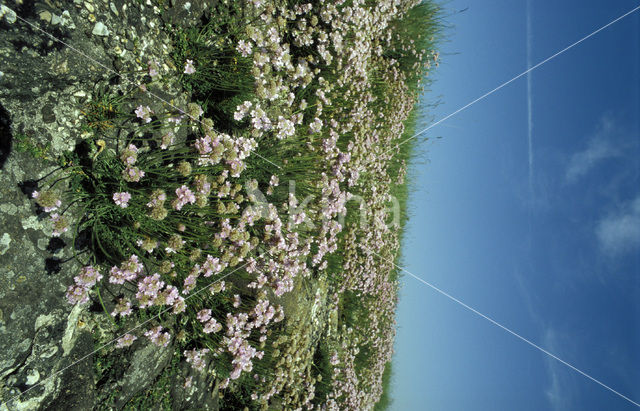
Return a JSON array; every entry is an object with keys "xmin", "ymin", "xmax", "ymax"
[
  {"xmin": 50, "ymin": 213, "xmax": 70, "ymax": 237},
  {"xmin": 122, "ymin": 166, "xmax": 145, "ymax": 183},
  {"xmin": 184, "ymin": 348, "xmax": 209, "ymax": 371},
  {"xmin": 111, "ymin": 297, "xmax": 133, "ymax": 317},
  {"xmin": 172, "ymin": 185, "xmax": 196, "ymax": 211},
  {"xmin": 45, "ymin": 0, "xmax": 440, "ymax": 406},
  {"xmin": 108, "ymin": 254, "xmax": 143, "ymax": 284},
  {"xmin": 135, "ymin": 105, "xmax": 154, "ymax": 123},
  {"xmin": 112, "ymin": 191, "xmax": 131, "ymax": 208},
  {"xmin": 115, "ymin": 333, "xmax": 138, "ymax": 348},
  {"xmin": 144, "ymin": 325, "xmax": 171, "ymax": 347},
  {"xmin": 32, "ymin": 189, "xmax": 61, "ymax": 212},
  {"xmin": 65, "ymin": 266, "xmax": 102, "ymax": 305}
]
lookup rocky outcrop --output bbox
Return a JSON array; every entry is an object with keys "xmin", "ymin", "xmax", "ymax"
[{"xmin": 0, "ymin": 1, "xmax": 218, "ymax": 409}]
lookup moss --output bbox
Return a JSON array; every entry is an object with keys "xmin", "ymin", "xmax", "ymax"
[{"xmin": 14, "ymin": 132, "xmax": 52, "ymax": 161}]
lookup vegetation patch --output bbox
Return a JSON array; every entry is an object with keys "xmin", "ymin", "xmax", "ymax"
[{"xmin": 22, "ymin": 0, "xmax": 442, "ymax": 409}]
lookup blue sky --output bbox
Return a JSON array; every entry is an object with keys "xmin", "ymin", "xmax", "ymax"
[{"xmin": 391, "ymin": 1, "xmax": 639, "ymax": 410}]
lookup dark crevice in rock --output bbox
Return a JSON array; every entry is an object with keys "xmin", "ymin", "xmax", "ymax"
[
  {"xmin": 18, "ymin": 179, "xmax": 38, "ymax": 195},
  {"xmin": 0, "ymin": 103, "xmax": 12, "ymax": 169},
  {"xmin": 47, "ymin": 237, "xmax": 66, "ymax": 254},
  {"xmin": 73, "ymin": 228, "xmax": 90, "ymax": 251},
  {"xmin": 14, "ymin": 1, "xmax": 37, "ymax": 20},
  {"xmin": 45, "ymin": 257, "xmax": 62, "ymax": 275}
]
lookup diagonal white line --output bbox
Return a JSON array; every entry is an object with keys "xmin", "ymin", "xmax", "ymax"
[
  {"xmin": 12, "ymin": 14, "xmax": 281, "ymax": 170},
  {"xmin": 384, "ymin": 4, "xmax": 640, "ymax": 157},
  {"xmin": 369, "ymin": 249, "xmax": 640, "ymax": 408},
  {"xmin": 2, "ymin": 259, "xmax": 250, "ymax": 407}
]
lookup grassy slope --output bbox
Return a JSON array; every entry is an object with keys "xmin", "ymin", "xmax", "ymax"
[
  {"xmin": 78, "ymin": 0, "xmax": 443, "ymax": 408},
  {"xmin": 374, "ymin": 3, "xmax": 445, "ymax": 405}
]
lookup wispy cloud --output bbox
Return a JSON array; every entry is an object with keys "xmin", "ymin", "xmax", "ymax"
[
  {"xmin": 596, "ymin": 194, "xmax": 640, "ymax": 256},
  {"xmin": 543, "ymin": 328, "xmax": 575, "ymax": 411},
  {"xmin": 565, "ymin": 116, "xmax": 620, "ymax": 183},
  {"xmin": 526, "ymin": 0, "xmax": 534, "ymax": 201}
]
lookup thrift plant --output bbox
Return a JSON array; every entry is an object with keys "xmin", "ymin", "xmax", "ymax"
[{"xmin": 27, "ymin": 0, "xmax": 442, "ymax": 409}]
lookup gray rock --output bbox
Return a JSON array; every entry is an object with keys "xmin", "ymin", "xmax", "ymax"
[
  {"xmin": 39, "ymin": 11, "xmax": 52, "ymax": 23},
  {"xmin": 114, "ymin": 341, "xmax": 174, "ymax": 407},
  {"xmin": 41, "ymin": 105, "xmax": 56, "ymax": 124},
  {"xmin": 0, "ymin": 5, "xmax": 17, "ymax": 24},
  {"xmin": 0, "ymin": 0, "xmax": 218, "ymax": 408},
  {"xmin": 0, "ymin": 233, "xmax": 10, "ymax": 255},
  {"xmin": 51, "ymin": 14, "xmax": 62, "ymax": 26},
  {"xmin": 59, "ymin": 10, "xmax": 76, "ymax": 30},
  {"xmin": 92, "ymin": 22, "xmax": 109, "ymax": 37},
  {"xmin": 170, "ymin": 362, "xmax": 219, "ymax": 410}
]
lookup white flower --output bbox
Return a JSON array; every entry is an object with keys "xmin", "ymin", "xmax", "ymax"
[{"xmin": 184, "ymin": 59, "xmax": 196, "ymax": 74}]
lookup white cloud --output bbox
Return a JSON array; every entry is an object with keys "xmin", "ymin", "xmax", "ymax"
[
  {"xmin": 596, "ymin": 195, "xmax": 640, "ymax": 256},
  {"xmin": 565, "ymin": 116, "xmax": 619, "ymax": 183}
]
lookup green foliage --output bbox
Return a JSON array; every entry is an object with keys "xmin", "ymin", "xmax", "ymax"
[
  {"xmin": 28, "ymin": 0, "xmax": 443, "ymax": 408},
  {"xmin": 385, "ymin": 1, "xmax": 444, "ymax": 93},
  {"xmin": 374, "ymin": 361, "xmax": 394, "ymax": 411},
  {"xmin": 80, "ymin": 85, "xmax": 130, "ymax": 134},
  {"xmin": 14, "ymin": 132, "xmax": 52, "ymax": 160},
  {"xmin": 171, "ymin": 2, "xmax": 255, "ymax": 131},
  {"xmin": 310, "ymin": 339, "xmax": 334, "ymax": 407}
]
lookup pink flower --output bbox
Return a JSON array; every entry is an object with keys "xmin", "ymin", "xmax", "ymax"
[
  {"xmin": 120, "ymin": 144, "xmax": 138, "ymax": 165},
  {"xmin": 167, "ymin": 115, "xmax": 183, "ymax": 124},
  {"xmin": 50, "ymin": 213, "xmax": 69, "ymax": 237},
  {"xmin": 182, "ymin": 272, "xmax": 198, "ymax": 295},
  {"xmin": 113, "ymin": 191, "xmax": 132, "ymax": 208},
  {"xmin": 123, "ymin": 166, "xmax": 145, "ymax": 182},
  {"xmin": 172, "ymin": 296, "xmax": 186, "ymax": 314},
  {"xmin": 65, "ymin": 284, "xmax": 89, "ymax": 305},
  {"xmin": 184, "ymin": 348, "xmax": 209, "ymax": 371},
  {"xmin": 32, "ymin": 190, "xmax": 62, "ymax": 212},
  {"xmin": 203, "ymin": 319, "xmax": 222, "ymax": 334},
  {"xmin": 184, "ymin": 59, "xmax": 196, "ymax": 74},
  {"xmin": 160, "ymin": 131, "xmax": 174, "ymax": 149},
  {"xmin": 148, "ymin": 60, "xmax": 159, "ymax": 77},
  {"xmin": 109, "ymin": 255, "xmax": 143, "ymax": 284},
  {"xmin": 144, "ymin": 325, "xmax": 171, "ymax": 347},
  {"xmin": 197, "ymin": 309, "xmax": 212, "ymax": 323},
  {"xmin": 65, "ymin": 265, "xmax": 104, "ymax": 305},
  {"xmin": 202, "ymin": 255, "xmax": 224, "ymax": 277},
  {"xmin": 136, "ymin": 273, "xmax": 166, "ymax": 308},
  {"xmin": 111, "ymin": 297, "xmax": 133, "ymax": 317},
  {"xmin": 194, "ymin": 135, "xmax": 212, "ymax": 155},
  {"xmin": 183, "ymin": 376, "xmax": 193, "ymax": 389},
  {"xmin": 330, "ymin": 352, "xmax": 339, "ymax": 365},
  {"xmin": 236, "ymin": 40, "xmax": 252, "ymax": 57},
  {"xmin": 74, "ymin": 265, "xmax": 103, "ymax": 288},
  {"xmin": 173, "ymin": 185, "xmax": 196, "ymax": 210},
  {"xmin": 115, "ymin": 333, "xmax": 137, "ymax": 348},
  {"xmin": 135, "ymin": 105, "xmax": 153, "ymax": 123},
  {"xmin": 146, "ymin": 189, "xmax": 167, "ymax": 208},
  {"xmin": 230, "ymin": 365, "xmax": 242, "ymax": 380},
  {"xmin": 161, "ymin": 285, "xmax": 180, "ymax": 306}
]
